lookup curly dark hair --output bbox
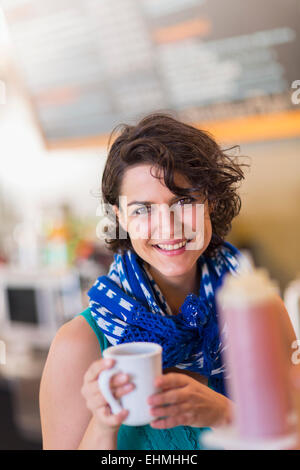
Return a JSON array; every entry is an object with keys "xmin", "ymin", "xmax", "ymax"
[{"xmin": 100, "ymin": 112, "xmax": 249, "ymax": 256}]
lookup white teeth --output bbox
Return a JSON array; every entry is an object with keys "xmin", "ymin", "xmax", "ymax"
[{"xmin": 156, "ymin": 240, "xmax": 187, "ymax": 250}]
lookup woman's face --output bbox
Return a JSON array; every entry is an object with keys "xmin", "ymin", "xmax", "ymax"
[{"xmin": 114, "ymin": 164, "xmax": 212, "ymax": 278}]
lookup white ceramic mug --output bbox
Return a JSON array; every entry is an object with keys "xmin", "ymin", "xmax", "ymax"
[{"xmin": 98, "ymin": 342, "xmax": 162, "ymax": 426}]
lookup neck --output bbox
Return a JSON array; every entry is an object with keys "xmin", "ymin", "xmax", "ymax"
[{"xmin": 148, "ymin": 262, "xmax": 201, "ymax": 315}]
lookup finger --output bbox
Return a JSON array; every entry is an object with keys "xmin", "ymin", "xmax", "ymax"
[
  {"xmin": 98, "ymin": 381, "xmax": 135, "ymax": 400},
  {"xmin": 87, "ymin": 373, "xmax": 132, "ymax": 396},
  {"xmin": 114, "ymin": 382, "xmax": 135, "ymax": 399},
  {"xmin": 84, "ymin": 358, "xmax": 115, "ymax": 383},
  {"xmin": 154, "ymin": 373, "xmax": 189, "ymax": 389},
  {"xmin": 95, "ymin": 404, "xmax": 113, "ymax": 419},
  {"xmin": 86, "ymin": 394, "xmax": 107, "ymax": 410},
  {"xmin": 95, "ymin": 404, "xmax": 114, "ymax": 422},
  {"xmin": 104, "ymin": 408, "xmax": 129, "ymax": 427},
  {"xmin": 148, "ymin": 388, "xmax": 187, "ymax": 407},
  {"xmin": 101, "ymin": 404, "xmax": 111, "ymax": 416},
  {"xmin": 82, "ymin": 381, "xmax": 106, "ymax": 397},
  {"xmin": 150, "ymin": 402, "xmax": 189, "ymax": 418},
  {"xmin": 110, "ymin": 373, "xmax": 132, "ymax": 388},
  {"xmin": 87, "ymin": 383, "xmax": 135, "ymax": 410},
  {"xmin": 81, "ymin": 382, "xmax": 108, "ymax": 405}
]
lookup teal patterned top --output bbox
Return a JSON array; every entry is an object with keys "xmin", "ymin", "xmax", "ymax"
[{"xmin": 78, "ymin": 308, "xmax": 212, "ymax": 450}]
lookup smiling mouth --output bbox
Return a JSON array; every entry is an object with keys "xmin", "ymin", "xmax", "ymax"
[{"xmin": 152, "ymin": 238, "xmax": 193, "ymax": 251}]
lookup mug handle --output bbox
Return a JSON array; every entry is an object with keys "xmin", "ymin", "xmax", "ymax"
[{"xmin": 98, "ymin": 366, "xmax": 123, "ymax": 415}]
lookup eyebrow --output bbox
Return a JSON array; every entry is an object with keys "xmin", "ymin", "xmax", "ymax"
[{"xmin": 127, "ymin": 196, "xmax": 183, "ymax": 207}]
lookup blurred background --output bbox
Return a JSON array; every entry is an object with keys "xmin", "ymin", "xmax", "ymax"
[{"xmin": 0, "ymin": 0, "xmax": 299, "ymax": 449}]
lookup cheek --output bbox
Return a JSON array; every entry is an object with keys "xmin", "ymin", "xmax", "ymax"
[
  {"xmin": 205, "ymin": 217, "xmax": 212, "ymax": 239},
  {"xmin": 203, "ymin": 213, "xmax": 212, "ymax": 249},
  {"xmin": 128, "ymin": 216, "xmax": 151, "ymax": 243},
  {"xmin": 181, "ymin": 204, "xmax": 206, "ymax": 239},
  {"xmin": 183, "ymin": 208, "xmax": 212, "ymax": 252}
]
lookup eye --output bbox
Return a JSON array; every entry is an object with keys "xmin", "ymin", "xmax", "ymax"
[
  {"xmin": 132, "ymin": 206, "xmax": 151, "ymax": 216},
  {"xmin": 177, "ymin": 197, "xmax": 195, "ymax": 206}
]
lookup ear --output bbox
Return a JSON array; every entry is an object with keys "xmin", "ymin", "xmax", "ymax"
[{"xmin": 112, "ymin": 204, "xmax": 119, "ymax": 218}]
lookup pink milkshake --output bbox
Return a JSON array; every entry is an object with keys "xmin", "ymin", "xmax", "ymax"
[{"xmin": 217, "ymin": 267, "xmax": 292, "ymax": 439}]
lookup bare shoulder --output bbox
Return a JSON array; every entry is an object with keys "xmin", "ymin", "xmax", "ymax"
[
  {"xmin": 40, "ymin": 315, "xmax": 101, "ymax": 399},
  {"xmin": 39, "ymin": 316, "xmax": 101, "ymax": 449},
  {"xmin": 49, "ymin": 315, "xmax": 101, "ymax": 360}
]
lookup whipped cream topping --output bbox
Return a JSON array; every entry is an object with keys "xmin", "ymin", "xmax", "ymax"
[{"xmin": 217, "ymin": 264, "xmax": 279, "ymax": 308}]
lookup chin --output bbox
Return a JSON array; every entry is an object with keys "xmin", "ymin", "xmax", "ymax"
[
  {"xmin": 158, "ymin": 265, "xmax": 193, "ymax": 278},
  {"xmin": 148, "ymin": 251, "xmax": 197, "ymax": 277}
]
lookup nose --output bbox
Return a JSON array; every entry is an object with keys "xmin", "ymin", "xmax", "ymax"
[{"xmin": 150, "ymin": 204, "xmax": 183, "ymax": 241}]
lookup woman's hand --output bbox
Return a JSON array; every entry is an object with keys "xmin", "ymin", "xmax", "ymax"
[
  {"xmin": 148, "ymin": 372, "xmax": 233, "ymax": 429},
  {"xmin": 81, "ymin": 358, "xmax": 134, "ymax": 433}
]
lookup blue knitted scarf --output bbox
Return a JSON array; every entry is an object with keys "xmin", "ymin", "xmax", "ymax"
[{"xmin": 87, "ymin": 241, "xmax": 243, "ymax": 395}]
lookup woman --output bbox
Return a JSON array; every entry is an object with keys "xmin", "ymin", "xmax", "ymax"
[{"xmin": 39, "ymin": 113, "xmax": 296, "ymax": 450}]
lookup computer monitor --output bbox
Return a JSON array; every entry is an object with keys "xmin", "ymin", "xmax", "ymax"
[{"xmin": 0, "ymin": 266, "xmax": 83, "ymax": 348}]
